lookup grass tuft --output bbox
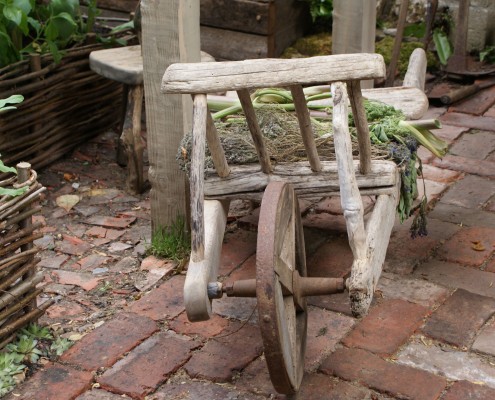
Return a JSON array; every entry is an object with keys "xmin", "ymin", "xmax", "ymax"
[{"xmin": 147, "ymin": 215, "xmax": 190, "ymax": 262}]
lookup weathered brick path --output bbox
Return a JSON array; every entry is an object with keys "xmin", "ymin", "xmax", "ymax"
[{"xmin": 6, "ymin": 85, "xmax": 495, "ymax": 399}]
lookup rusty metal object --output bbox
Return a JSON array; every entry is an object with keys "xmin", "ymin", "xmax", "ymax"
[
  {"xmin": 445, "ymin": 0, "xmax": 495, "ymax": 77},
  {"xmin": 256, "ymin": 181, "xmax": 307, "ymax": 395}
]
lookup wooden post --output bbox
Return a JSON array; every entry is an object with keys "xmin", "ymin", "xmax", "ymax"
[{"xmin": 141, "ymin": 0, "xmax": 200, "ymax": 230}]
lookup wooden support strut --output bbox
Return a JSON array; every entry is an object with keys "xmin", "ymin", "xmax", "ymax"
[
  {"xmin": 290, "ymin": 85, "xmax": 322, "ymax": 172},
  {"xmin": 190, "ymin": 94, "xmax": 207, "ymax": 262}
]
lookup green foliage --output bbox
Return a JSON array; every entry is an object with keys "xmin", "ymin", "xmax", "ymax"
[
  {"xmin": 403, "ymin": 22, "xmax": 425, "ymax": 39},
  {"xmin": 305, "ymin": 0, "xmax": 333, "ymax": 21},
  {"xmin": 480, "ymin": 46, "xmax": 495, "ymax": 63},
  {"xmin": 0, "ymin": 0, "xmax": 121, "ymax": 68},
  {"xmin": 432, "ymin": 30, "xmax": 452, "ymax": 65},
  {"xmin": 0, "ymin": 94, "xmax": 24, "ymax": 113},
  {"xmin": 148, "ymin": 216, "xmax": 191, "ymax": 262},
  {"xmin": 0, "ymin": 323, "xmax": 73, "ymax": 396}
]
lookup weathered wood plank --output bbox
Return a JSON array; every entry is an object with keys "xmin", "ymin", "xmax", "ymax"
[
  {"xmin": 202, "ymin": 160, "xmax": 398, "ymax": 199},
  {"xmin": 200, "ymin": 0, "xmax": 271, "ymax": 35},
  {"xmin": 200, "ymin": 26, "xmax": 269, "ymax": 60},
  {"xmin": 97, "ymin": 0, "xmax": 139, "ymax": 13},
  {"xmin": 290, "ymin": 85, "xmax": 322, "ymax": 172},
  {"xmin": 346, "ymin": 80, "xmax": 371, "ymax": 175},
  {"xmin": 162, "ymin": 54, "xmax": 386, "ymax": 93},
  {"xmin": 141, "ymin": 0, "xmax": 200, "ymax": 229},
  {"xmin": 237, "ymin": 89, "xmax": 272, "ymax": 174},
  {"xmin": 190, "ymin": 94, "xmax": 207, "ymax": 262},
  {"xmin": 332, "ymin": 82, "xmax": 367, "ymax": 262},
  {"xmin": 349, "ymin": 190, "xmax": 399, "ymax": 317},
  {"xmin": 206, "ymin": 111, "xmax": 230, "ymax": 178},
  {"xmin": 308, "ymin": 86, "xmax": 428, "ymax": 120},
  {"xmin": 184, "ymin": 199, "xmax": 230, "ymax": 321}
]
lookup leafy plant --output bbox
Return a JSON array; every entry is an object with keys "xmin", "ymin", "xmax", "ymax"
[
  {"xmin": 0, "ymin": 94, "xmax": 24, "ymax": 113},
  {"xmin": 148, "ymin": 215, "xmax": 191, "ymax": 261},
  {"xmin": 432, "ymin": 30, "xmax": 452, "ymax": 65},
  {"xmin": 0, "ymin": 0, "xmax": 122, "ymax": 67},
  {"xmin": 305, "ymin": 0, "xmax": 333, "ymax": 21},
  {"xmin": 480, "ymin": 46, "xmax": 495, "ymax": 63},
  {"xmin": 0, "ymin": 323, "xmax": 74, "ymax": 396}
]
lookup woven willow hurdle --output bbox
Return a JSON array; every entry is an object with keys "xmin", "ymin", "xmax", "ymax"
[{"xmin": 0, "ymin": 163, "xmax": 52, "ymax": 349}]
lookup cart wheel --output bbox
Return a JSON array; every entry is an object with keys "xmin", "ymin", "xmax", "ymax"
[{"xmin": 256, "ymin": 181, "xmax": 308, "ymax": 395}]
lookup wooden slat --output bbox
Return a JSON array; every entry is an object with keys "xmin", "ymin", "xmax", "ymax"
[
  {"xmin": 331, "ymin": 82, "xmax": 367, "ymax": 261},
  {"xmin": 237, "ymin": 89, "xmax": 272, "ymax": 174},
  {"xmin": 190, "ymin": 94, "xmax": 207, "ymax": 262},
  {"xmin": 202, "ymin": 160, "xmax": 398, "ymax": 199},
  {"xmin": 206, "ymin": 111, "xmax": 230, "ymax": 177},
  {"xmin": 307, "ymin": 86, "xmax": 428, "ymax": 120},
  {"xmin": 290, "ymin": 85, "xmax": 322, "ymax": 172},
  {"xmin": 346, "ymin": 80, "xmax": 372, "ymax": 175},
  {"xmin": 162, "ymin": 54, "xmax": 386, "ymax": 93}
]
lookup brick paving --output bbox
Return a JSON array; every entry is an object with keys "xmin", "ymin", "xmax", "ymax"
[{"xmin": 6, "ymin": 81, "xmax": 495, "ymax": 400}]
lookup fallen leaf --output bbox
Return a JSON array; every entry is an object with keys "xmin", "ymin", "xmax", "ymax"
[
  {"xmin": 471, "ymin": 242, "xmax": 486, "ymax": 251},
  {"xmin": 56, "ymin": 194, "xmax": 80, "ymax": 212}
]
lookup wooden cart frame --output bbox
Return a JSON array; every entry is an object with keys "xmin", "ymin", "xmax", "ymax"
[{"xmin": 161, "ymin": 49, "xmax": 428, "ymax": 394}]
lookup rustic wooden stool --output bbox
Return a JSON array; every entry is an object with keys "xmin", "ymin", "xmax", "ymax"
[{"xmin": 89, "ymin": 45, "xmax": 144, "ymax": 194}]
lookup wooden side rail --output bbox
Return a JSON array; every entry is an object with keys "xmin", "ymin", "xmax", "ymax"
[{"xmin": 162, "ymin": 53, "xmax": 386, "ymax": 94}]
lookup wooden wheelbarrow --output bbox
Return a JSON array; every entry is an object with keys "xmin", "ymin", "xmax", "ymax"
[{"xmin": 161, "ymin": 49, "xmax": 428, "ymax": 395}]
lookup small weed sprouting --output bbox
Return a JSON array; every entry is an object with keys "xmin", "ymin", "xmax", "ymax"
[
  {"xmin": 147, "ymin": 215, "xmax": 191, "ymax": 263},
  {"xmin": 0, "ymin": 323, "xmax": 74, "ymax": 396}
]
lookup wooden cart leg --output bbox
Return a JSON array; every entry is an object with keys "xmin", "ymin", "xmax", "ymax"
[
  {"xmin": 184, "ymin": 199, "xmax": 230, "ymax": 321},
  {"xmin": 122, "ymin": 84, "xmax": 144, "ymax": 194}
]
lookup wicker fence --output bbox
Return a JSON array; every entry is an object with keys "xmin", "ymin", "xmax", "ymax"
[
  {"xmin": 0, "ymin": 43, "xmax": 124, "ymax": 170},
  {"xmin": 0, "ymin": 163, "xmax": 51, "ymax": 349}
]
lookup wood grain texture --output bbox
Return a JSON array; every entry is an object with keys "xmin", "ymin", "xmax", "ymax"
[
  {"xmin": 346, "ymin": 80, "xmax": 371, "ymax": 175},
  {"xmin": 290, "ymin": 85, "xmax": 322, "ymax": 172},
  {"xmin": 206, "ymin": 111, "xmax": 230, "ymax": 177},
  {"xmin": 202, "ymin": 160, "xmax": 398, "ymax": 199},
  {"xmin": 162, "ymin": 54, "xmax": 386, "ymax": 93},
  {"xmin": 141, "ymin": 0, "xmax": 200, "ymax": 229},
  {"xmin": 237, "ymin": 89, "xmax": 272, "ymax": 174},
  {"xmin": 184, "ymin": 199, "xmax": 230, "ymax": 321},
  {"xmin": 190, "ymin": 94, "xmax": 207, "ymax": 262},
  {"xmin": 331, "ymin": 82, "xmax": 367, "ymax": 263},
  {"xmin": 89, "ymin": 45, "xmax": 143, "ymax": 85}
]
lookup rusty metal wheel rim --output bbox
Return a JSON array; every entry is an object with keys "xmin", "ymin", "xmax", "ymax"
[{"xmin": 256, "ymin": 181, "xmax": 307, "ymax": 395}]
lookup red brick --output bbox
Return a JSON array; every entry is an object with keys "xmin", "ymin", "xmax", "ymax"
[
  {"xmin": 420, "ymin": 164, "xmax": 462, "ymax": 183},
  {"xmin": 486, "ymin": 257, "xmax": 495, "ymax": 273},
  {"xmin": 153, "ymin": 380, "xmax": 263, "ymax": 400},
  {"xmin": 308, "ymin": 291, "xmax": 353, "ymax": 316},
  {"xmin": 38, "ymin": 254, "xmax": 69, "ymax": 269},
  {"xmin": 442, "ymin": 380, "xmax": 495, "ymax": 400},
  {"xmin": 55, "ymin": 234, "xmax": 92, "ymax": 255},
  {"xmin": 449, "ymin": 85, "xmax": 495, "ymax": 116},
  {"xmin": 218, "ymin": 229, "xmax": 257, "ymax": 276},
  {"xmin": 52, "ymin": 269, "xmax": 101, "ymax": 291},
  {"xmin": 342, "ymin": 299, "xmax": 428, "ymax": 356},
  {"xmin": 320, "ymin": 348, "xmax": 447, "ymax": 400},
  {"xmin": 45, "ymin": 300, "xmax": 85, "ymax": 320},
  {"xmin": 417, "ymin": 146, "xmax": 435, "ymax": 164},
  {"xmin": 428, "ymin": 203, "xmax": 495, "ymax": 229},
  {"xmin": 485, "ymin": 104, "xmax": 495, "ymax": 118},
  {"xmin": 98, "ymin": 332, "xmax": 200, "ymax": 399},
  {"xmin": 77, "ymin": 254, "xmax": 110, "ymax": 271},
  {"xmin": 7, "ymin": 363, "xmax": 93, "ymax": 400},
  {"xmin": 440, "ymin": 112, "xmax": 495, "ymax": 132},
  {"xmin": 472, "ymin": 318, "xmax": 495, "ymax": 356},
  {"xmin": 307, "ymin": 235, "xmax": 353, "ymax": 278},
  {"xmin": 85, "ymin": 226, "xmax": 107, "ymax": 238},
  {"xmin": 449, "ymin": 130, "xmax": 495, "ymax": 160},
  {"xmin": 140, "ymin": 255, "xmax": 171, "ymax": 271},
  {"xmin": 61, "ymin": 312, "xmax": 158, "ymax": 370},
  {"xmin": 437, "ymin": 226, "xmax": 495, "ymax": 267},
  {"xmin": 184, "ymin": 322, "xmax": 263, "ymax": 382},
  {"xmin": 85, "ymin": 215, "xmax": 136, "ymax": 229},
  {"xmin": 422, "ymin": 289, "xmax": 495, "ymax": 347},
  {"xmin": 76, "ymin": 390, "xmax": 124, "ymax": 399},
  {"xmin": 234, "ymin": 357, "xmax": 279, "ymax": 397},
  {"xmin": 432, "ymin": 124, "xmax": 468, "ymax": 144},
  {"xmin": 169, "ymin": 311, "xmax": 230, "ymax": 338},
  {"xmin": 105, "ymin": 228, "xmax": 125, "ymax": 240},
  {"xmin": 127, "ymin": 275, "xmax": 185, "ymax": 320},
  {"xmin": 305, "ymin": 307, "xmax": 355, "ymax": 371},
  {"xmin": 433, "ymin": 154, "xmax": 495, "ymax": 178},
  {"xmin": 439, "ymin": 174, "xmax": 495, "ymax": 209},
  {"xmin": 297, "ymin": 374, "xmax": 371, "ymax": 400}
]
